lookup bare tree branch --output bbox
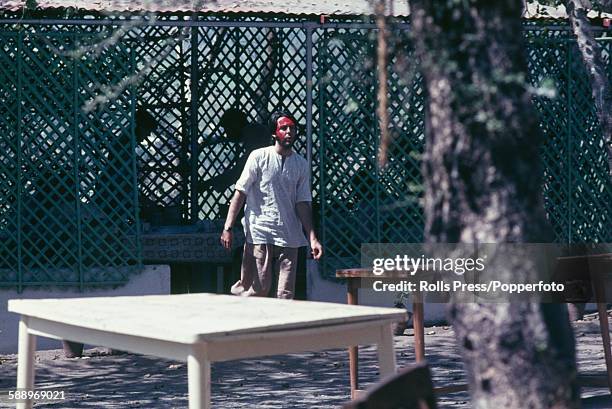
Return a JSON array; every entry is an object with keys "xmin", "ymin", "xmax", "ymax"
[
  {"xmin": 376, "ymin": 0, "xmax": 390, "ymax": 168},
  {"xmin": 83, "ymin": 29, "xmax": 186, "ymax": 113},
  {"xmin": 567, "ymin": 0, "xmax": 612, "ymax": 173}
]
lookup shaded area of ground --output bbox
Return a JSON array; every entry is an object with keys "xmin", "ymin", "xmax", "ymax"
[{"xmin": 0, "ymin": 313, "xmax": 610, "ymax": 408}]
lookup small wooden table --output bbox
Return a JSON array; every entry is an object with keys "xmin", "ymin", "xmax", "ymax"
[
  {"xmin": 557, "ymin": 253, "xmax": 612, "ymax": 391},
  {"xmin": 336, "ymin": 268, "xmax": 425, "ymax": 398},
  {"xmin": 340, "ymin": 253, "xmax": 612, "ymax": 396},
  {"xmin": 9, "ymin": 293, "xmax": 406, "ymax": 409}
]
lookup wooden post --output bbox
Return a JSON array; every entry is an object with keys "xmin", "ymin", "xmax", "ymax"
[
  {"xmin": 592, "ymin": 261, "xmax": 612, "ymax": 393},
  {"xmin": 348, "ymin": 277, "xmax": 360, "ymax": 398},
  {"xmin": 413, "ymin": 289, "xmax": 425, "ymax": 362}
]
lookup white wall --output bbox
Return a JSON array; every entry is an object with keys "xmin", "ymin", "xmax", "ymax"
[{"xmin": 0, "ymin": 265, "xmax": 170, "ymax": 353}]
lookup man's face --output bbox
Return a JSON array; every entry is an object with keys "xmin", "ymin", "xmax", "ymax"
[{"xmin": 274, "ymin": 116, "xmax": 296, "ymax": 148}]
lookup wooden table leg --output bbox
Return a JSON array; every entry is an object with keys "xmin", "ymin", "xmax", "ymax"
[
  {"xmin": 347, "ymin": 278, "xmax": 359, "ymax": 398},
  {"xmin": 413, "ymin": 289, "xmax": 425, "ymax": 362},
  {"xmin": 377, "ymin": 323, "xmax": 397, "ymax": 378},
  {"xmin": 16, "ymin": 316, "xmax": 36, "ymax": 409},
  {"xmin": 188, "ymin": 344, "xmax": 211, "ymax": 409},
  {"xmin": 592, "ymin": 268, "xmax": 612, "ymax": 394},
  {"xmin": 596, "ymin": 302, "xmax": 612, "ymax": 393}
]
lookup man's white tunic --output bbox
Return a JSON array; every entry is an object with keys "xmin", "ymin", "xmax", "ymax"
[{"xmin": 235, "ymin": 146, "xmax": 311, "ymax": 248}]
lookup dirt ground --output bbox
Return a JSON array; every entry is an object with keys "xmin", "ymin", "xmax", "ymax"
[{"xmin": 0, "ymin": 312, "xmax": 611, "ymax": 408}]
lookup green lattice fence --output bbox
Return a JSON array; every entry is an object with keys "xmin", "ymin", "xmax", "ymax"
[
  {"xmin": 0, "ymin": 25, "xmax": 140, "ymax": 289},
  {"xmin": 130, "ymin": 24, "xmax": 190, "ymax": 219},
  {"xmin": 0, "ymin": 20, "xmax": 312, "ymax": 290},
  {"xmin": 0, "ymin": 17, "xmax": 610, "ymax": 288},
  {"xmin": 317, "ymin": 27, "xmax": 425, "ymax": 273},
  {"xmin": 194, "ymin": 25, "xmax": 308, "ymax": 221},
  {"xmin": 527, "ymin": 27, "xmax": 611, "ymax": 243},
  {"xmin": 318, "ymin": 25, "xmax": 612, "ymax": 277}
]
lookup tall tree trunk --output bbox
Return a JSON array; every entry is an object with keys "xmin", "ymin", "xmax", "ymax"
[
  {"xmin": 566, "ymin": 0, "xmax": 612, "ymax": 174},
  {"xmin": 408, "ymin": 1, "xmax": 579, "ymax": 407}
]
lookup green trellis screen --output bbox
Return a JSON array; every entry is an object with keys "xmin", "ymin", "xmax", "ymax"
[
  {"xmin": 0, "ymin": 26, "xmax": 140, "ymax": 290},
  {"xmin": 318, "ymin": 25, "xmax": 612, "ymax": 275},
  {"xmin": 0, "ymin": 17, "xmax": 610, "ymax": 288}
]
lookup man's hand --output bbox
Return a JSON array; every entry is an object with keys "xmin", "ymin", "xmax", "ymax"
[
  {"xmin": 296, "ymin": 202, "xmax": 323, "ymax": 260},
  {"xmin": 220, "ymin": 229, "xmax": 233, "ymax": 250},
  {"xmin": 310, "ymin": 237, "xmax": 323, "ymax": 260},
  {"xmin": 220, "ymin": 190, "xmax": 246, "ymax": 250}
]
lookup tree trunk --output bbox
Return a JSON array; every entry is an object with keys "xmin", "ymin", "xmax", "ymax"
[
  {"xmin": 408, "ymin": 1, "xmax": 579, "ymax": 407},
  {"xmin": 566, "ymin": 0, "xmax": 612, "ymax": 174}
]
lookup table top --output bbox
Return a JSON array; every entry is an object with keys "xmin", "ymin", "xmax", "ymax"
[
  {"xmin": 557, "ymin": 253, "xmax": 612, "ymax": 262},
  {"xmin": 8, "ymin": 294, "xmax": 405, "ymax": 344}
]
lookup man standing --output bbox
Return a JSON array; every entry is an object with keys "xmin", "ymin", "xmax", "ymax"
[{"xmin": 220, "ymin": 110, "xmax": 323, "ymax": 299}]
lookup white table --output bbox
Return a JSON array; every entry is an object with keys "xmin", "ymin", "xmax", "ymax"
[{"xmin": 8, "ymin": 294, "xmax": 405, "ymax": 409}]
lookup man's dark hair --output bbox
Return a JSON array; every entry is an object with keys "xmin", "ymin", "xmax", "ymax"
[{"xmin": 268, "ymin": 110, "xmax": 298, "ymax": 135}]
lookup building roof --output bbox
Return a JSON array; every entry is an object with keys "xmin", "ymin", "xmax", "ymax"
[
  {"xmin": 0, "ymin": 0, "xmax": 609, "ymax": 20},
  {"xmin": 0, "ymin": 0, "xmax": 410, "ymax": 16},
  {"xmin": 525, "ymin": 2, "xmax": 611, "ymax": 20}
]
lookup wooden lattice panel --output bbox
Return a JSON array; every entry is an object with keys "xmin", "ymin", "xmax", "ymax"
[{"xmin": 0, "ymin": 19, "xmax": 610, "ymax": 289}]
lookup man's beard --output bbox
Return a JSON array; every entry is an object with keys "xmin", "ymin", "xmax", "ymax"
[{"xmin": 275, "ymin": 137, "xmax": 294, "ymax": 148}]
